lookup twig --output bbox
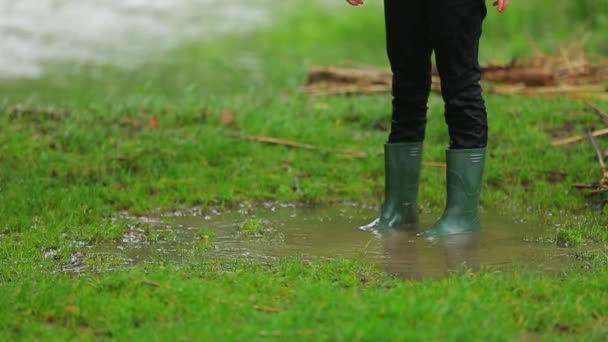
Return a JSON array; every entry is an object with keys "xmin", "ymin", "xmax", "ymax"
[
  {"xmin": 306, "ymin": 85, "xmax": 390, "ymax": 96},
  {"xmin": 228, "ymin": 133, "xmax": 368, "ymax": 158},
  {"xmin": 572, "ymin": 129, "xmax": 608, "ymax": 194},
  {"xmin": 228, "ymin": 133, "xmax": 447, "ymax": 168},
  {"xmin": 526, "ymin": 35, "xmax": 546, "ymax": 58},
  {"xmin": 588, "ymin": 188, "xmax": 608, "ymax": 196},
  {"xmin": 487, "ymin": 84, "xmax": 608, "ymax": 100},
  {"xmin": 586, "ymin": 102, "xmax": 608, "ymax": 125},
  {"xmin": 424, "ymin": 161, "xmax": 447, "ymax": 168},
  {"xmin": 580, "ymin": 128, "xmax": 608, "ymax": 194},
  {"xmin": 586, "ymin": 128, "xmax": 606, "ymax": 172},
  {"xmin": 551, "ymin": 127, "xmax": 608, "ymax": 146},
  {"xmin": 572, "ymin": 183, "xmax": 598, "ymax": 189},
  {"xmin": 253, "ymin": 305, "xmax": 280, "ymax": 313},
  {"xmin": 140, "ymin": 279, "xmax": 161, "ymax": 288}
]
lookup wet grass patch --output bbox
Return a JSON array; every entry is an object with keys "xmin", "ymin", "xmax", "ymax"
[
  {"xmin": 1, "ymin": 0, "xmax": 608, "ymax": 339},
  {"xmin": 2, "ymin": 258, "xmax": 608, "ymax": 340}
]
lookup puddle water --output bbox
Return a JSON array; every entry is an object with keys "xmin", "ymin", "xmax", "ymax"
[
  {"xmin": 0, "ymin": 0, "xmax": 288, "ymax": 78},
  {"xmin": 92, "ymin": 205, "xmax": 591, "ymax": 279}
]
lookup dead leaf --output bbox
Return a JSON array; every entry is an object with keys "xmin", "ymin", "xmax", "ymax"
[
  {"xmin": 220, "ymin": 110, "xmax": 235, "ymax": 126},
  {"xmin": 147, "ymin": 116, "xmax": 158, "ymax": 129}
]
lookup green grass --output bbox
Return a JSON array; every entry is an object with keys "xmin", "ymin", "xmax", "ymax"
[
  {"xmin": 1, "ymin": 1, "xmax": 608, "ymax": 339},
  {"xmin": 3, "ymin": 259, "xmax": 608, "ymax": 340},
  {"xmin": 481, "ymin": 0, "xmax": 608, "ymax": 58},
  {"xmin": 239, "ymin": 218, "xmax": 271, "ymax": 237}
]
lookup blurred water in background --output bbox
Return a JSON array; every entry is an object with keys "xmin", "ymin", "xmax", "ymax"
[{"xmin": 0, "ymin": 0, "xmax": 283, "ymax": 78}]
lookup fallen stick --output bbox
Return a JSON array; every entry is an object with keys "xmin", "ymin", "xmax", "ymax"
[
  {"xmin": 304, "ymin": 63, "xmax": 608, "ymax": 99},
  {"xmin": 573, "ymin": 129, "xmax": 608, "ymax": 195},
  {"xmin": 306, "ymin": 65, "xmax": 392, "ymax": 85},
  {"xmin": 586, "ymin": 128, "xmax": 607, "ymax": 172},
  {"xmin": 307, "ymin": 81, "xmax": 608, "ymax": 100},
  {"xmin": 140, "ymin": 279, "xmax": 161, "ymax": 288},
  {"xmin": 572, "ymin": 183, "xmax": 598, "ymax": 189},
  {"xmin": 228, "ymin": 132, "xmax": 368, "ymax": 158},
  {"xmin": 586, "ymin": 102, "xmax": 608, "ymax": 125},
  {"xmin": 305, "ymin": 84, "xmax": 390, "ymax": 96},
  {"xmin": 587, "ymin": 188, "xmax": 608, "ymax": 196},
  {"xmin": 424, "ymin": 161, "xmax": 447, "ymax": 168},
  {"xmin": 586, "ymin": 128, "xmax": 608, "ymax": 189},
  {"xmin": 488, "ymin": 84, "xmax": 608, "ymax": 97},
  {"xmin": 253, "ymin": 305, "xmax": 281, "ymax": 313},
  {"xmin": 227, "ymin": 133, "xmax": 446, "ymax": 167},
  {"xmin": 551, "ymin": 127, "xmax": 608, "ymax": 146},
  {"xmin": 482, "ymin": 67, "xmax": 555, "ymax": 86}
]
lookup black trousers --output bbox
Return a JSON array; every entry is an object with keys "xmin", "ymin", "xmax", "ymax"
[{"xmin": 385, "ymin": 0, "xmax": 488, "ymax": 148}]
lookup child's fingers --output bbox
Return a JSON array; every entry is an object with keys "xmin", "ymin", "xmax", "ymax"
[
  {"xmin": 493, "ymin": 0, "xmax": 509, "ymax": 12},
  {"xmin": 346, "ymin": 0, "xmax": 365, "ymax": 6}
]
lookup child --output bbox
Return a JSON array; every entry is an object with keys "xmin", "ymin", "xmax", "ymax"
[{"xmin": 347, "ymin": 0, "xmax": 509, "ymax": 237}]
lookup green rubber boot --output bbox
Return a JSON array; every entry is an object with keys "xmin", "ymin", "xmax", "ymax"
[
  {"xmin": 419, "ymin": 148, "xmax": 486, "ymax": 238},
  {"xmin": 361, "ymin": 142, "xmax": 423, "ymax": 231}
]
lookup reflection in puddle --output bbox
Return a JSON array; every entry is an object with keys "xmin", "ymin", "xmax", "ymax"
[{"xmin": 93, "ymin": 205, "xmax": 590, "ymax": 278}]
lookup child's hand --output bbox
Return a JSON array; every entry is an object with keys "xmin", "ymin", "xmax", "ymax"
[
  {"xmin": 493, "ymin": 0, "xmax": 510, "ymax": 13},
  {"xmin": 346, "ymin": 0, "xmax": 365, "ymax": 6}
]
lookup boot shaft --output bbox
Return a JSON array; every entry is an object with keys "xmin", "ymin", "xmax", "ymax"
[
  {"xmin": 384, "ymin": 142, "xmax": 423, "ymax": 200},
  {"xmin": 445, "ymin": 148, "xmax": 485, "ymax": 211},
  {"xmin": 418, "ymin": 148, "xmax": 486, "ymax": 237}
]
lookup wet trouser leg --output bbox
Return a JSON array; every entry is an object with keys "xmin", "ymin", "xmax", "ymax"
[
  {"xmin": 385, "ymin": 0, "xmax": 432, "ymax": 144},
  {"xmin": 385, "ymin": 0, "xmax": 488, "ymax": 148}
]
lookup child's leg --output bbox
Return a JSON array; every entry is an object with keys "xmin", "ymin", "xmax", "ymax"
[
  {"xmin": 385, "ymin": 0, "xmax": 433, "ymax": 143},
  {"xmin": 418, "ymin": 0, "xmax": 488, "ymax": 238},
  {"xmin": 429, "ymin": 0, "xmax": 488, "ymax": 149},
  {"xmin": 361, "ymin": 0, "xmax": 430, "ymax": 231}
]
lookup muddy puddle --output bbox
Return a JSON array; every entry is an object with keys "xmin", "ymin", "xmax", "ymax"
[{"xmin": 88, "ymin": 205, "xmax": 595, "ymax": 279}]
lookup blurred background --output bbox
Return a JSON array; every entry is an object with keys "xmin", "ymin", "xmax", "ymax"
[{"xmin": 1, "ymin": 0, "xmax": 607, "ymax": 80}]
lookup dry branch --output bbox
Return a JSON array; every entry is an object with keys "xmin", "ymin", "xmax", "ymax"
[
  {"xmin": 424, "ymin": 161, "xmax": 447, "ymax": 168},
  {"xmin": 572, "ymin": 183, "xmax": 598, "ymax": 189},
  {"xmin": 481, "ymin": 66, "xmax": 555, "ymax": 86},
  {"xmin": 587, "ymin": 128, "xmax": 607, "ymax": 172},
  {"xmin": 253, "ymin": 305, "xmax": 281, "ymax": 313},
  {"xmin": 306, "ymin": 66, "xmax": 391, "ymax": 85},
  {"xmin": 227, "ymin": 132, "xmax": 446, "ymax": 168},
  {"xmin": 303, "ymin": 46, "xmax": 608, "ymax": 99},
  {"xmin": 140, "ymin": 279, "xmax": 161, "ymax": 287},
  {"xmin": 228, "ymin": 132, "xmax": 368, "ymax": 158},
  {"xmin": 587, "ymin": 188, "xmax": 608, "ymax": 196},
  {"xmin": 305, "ymin": 66, "xmax": 392, "ymax": 96},
  {"xmin": 586, "ymin": 102, "xmax": 608, "ymax": 125},
  {"xmin": 551, "ymin": 127, "xmax": 608, "ymax": 146},
  {"xmin": 586, "ymin": 128, "xmax": 608, "ymax": 188},
  {"xmin": 573, "ymin": 128, "xmax": 608, "ymax": 195}
]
